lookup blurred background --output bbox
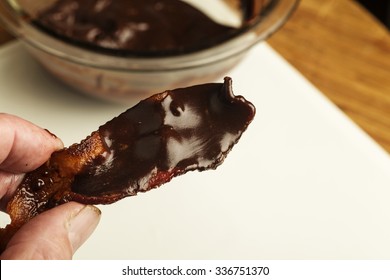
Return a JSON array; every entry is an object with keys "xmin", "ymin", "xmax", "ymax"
[
  {"xmin": 0, "ymin": 0, "xmax": 389, "ymax": 152},
  {"xmin": 357, "ymin": 0, "xmax": 390, "ymax": 28}
]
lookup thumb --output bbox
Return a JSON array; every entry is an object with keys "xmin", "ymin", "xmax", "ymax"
[{"xmin": 0, "ymin": 202, "xmax": 101, "ymax": 260}]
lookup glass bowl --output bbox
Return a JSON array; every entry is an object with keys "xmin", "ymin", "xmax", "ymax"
[{"xmin": 0, "ymin": 0, "xmax": 299, "ymax": 103}]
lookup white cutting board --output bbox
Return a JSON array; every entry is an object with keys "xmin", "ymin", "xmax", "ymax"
[{"xmin": 0, "ymin": 41, "xmax": 389, "ymax": 259}]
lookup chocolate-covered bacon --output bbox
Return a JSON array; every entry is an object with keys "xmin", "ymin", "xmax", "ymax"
[{"xmin": 0, "ymin": 77, "xmax": 255, "ymax": 252}]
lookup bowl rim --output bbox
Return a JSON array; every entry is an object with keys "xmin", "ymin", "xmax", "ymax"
[{"xmin": 0, "ymin": 0, "xmax": 299, "ymax": 71}]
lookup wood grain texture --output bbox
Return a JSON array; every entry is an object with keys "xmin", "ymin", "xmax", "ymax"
[
  {"xmin": 0, "ymin": 0, "xmax": 389, "ymax": 152},
  {"xmin": 267, "ymin": 0, "xmax": 390, "ymax": 152}
]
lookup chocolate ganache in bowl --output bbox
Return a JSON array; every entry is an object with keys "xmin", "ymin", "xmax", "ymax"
[{"xmin": 0, "ymin": 0, "xmax": 298, "ymax": 102}]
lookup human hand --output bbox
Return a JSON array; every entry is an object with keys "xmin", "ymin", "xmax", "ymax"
[{"xmin": 0, "ymin": 113, "xmax": 101, "ymax": 259}]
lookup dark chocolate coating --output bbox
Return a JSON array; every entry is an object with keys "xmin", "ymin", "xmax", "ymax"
[
  {"xmin": 71, "ymin": 77, "xmax": 255, "ymax": 199},
  {"xmin": 34, "ymin": 0, "xmax": 242, "ymax": 55},
  {"xmin": 1, "ymin": 77, "xmax": 255, "ymax": 249}
]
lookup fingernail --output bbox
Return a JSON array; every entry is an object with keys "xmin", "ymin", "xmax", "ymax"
[
  {"xmin": 44, "ymin": 128, "xmax": 64, "ymax": 150},
  {"xmin": 67, "ymin": 205, "xmax": 101, "ymax": 252}
]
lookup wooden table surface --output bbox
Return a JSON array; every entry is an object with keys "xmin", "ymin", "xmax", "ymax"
[
  {"xmin": 0, "ymin": 0, "xmax": 389, "ymax": 152},
  {"xmin": 267, "ymin": 0, "xmax": 390, "ymax": 153}
]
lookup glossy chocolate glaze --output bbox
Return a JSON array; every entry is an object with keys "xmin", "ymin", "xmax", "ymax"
[
  {"xmin": 71, "ymin": 77, "xmax": 255, "ymax": 199},
  {"xmin": 0, "ymin": 77, "xmax": 255, "ymax": 252},
  {"xmin": 34, "ymin": 0, "xmax": 241, "ymax": 55}
]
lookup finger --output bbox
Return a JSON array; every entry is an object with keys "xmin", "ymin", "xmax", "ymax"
[
  {"xmin": 0, "ymin": 171, "xmax": 24, "ymax": 211},
  {"xmin": 0, "ymin": 113, "xmax": 64, "ymax": 173},
  {"xmin": 0, "ymin": 202, "xmax": 101, "ymax": 260},
  {"xmin": 0, "ymin": 113, "xmax": 64, "ymax": 206}
]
